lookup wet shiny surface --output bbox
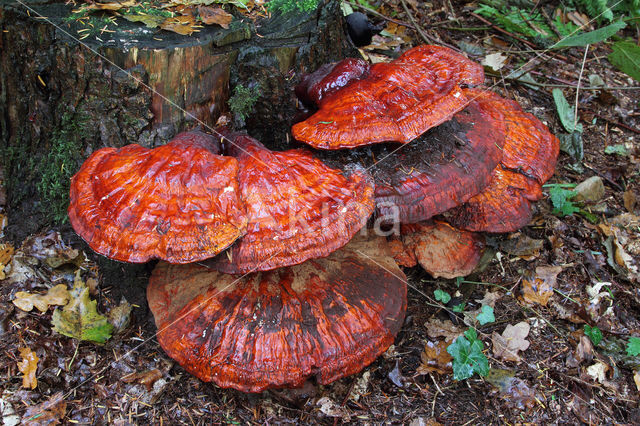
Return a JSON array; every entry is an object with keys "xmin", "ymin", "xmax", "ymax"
[
  {"xmin": 148, "ymin": 236, "xmax": 407, "ymax": 392},
  {"xmin": 68, "ymin": 131, "xmax": 247, "ymax": 263}
]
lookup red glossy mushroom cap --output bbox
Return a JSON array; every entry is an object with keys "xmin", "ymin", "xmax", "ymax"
[
  {"xmin": 295, "ymin": 58, "xmax": 370, "ymax": 107},
  {"xmin": 292, "ymin": 45, "xmax": 484, "ymax": 149},
  {"xmin": 390, "ymin": 222, "xmax": 485, "ymax": 278},
  {"xmin": 206, "ymin": 134, "xmax": 375, "ymax": 273},
  {"xmin": 147, "ymin": 236, "xmax": 407, "ymax": 392},
  {"xmin": 446, "ymin": 89, "xmax": 560, "ymax": 233},
  {"xmin": 68, "ymin": 131, "xmax": 247, "ymax": 263}
]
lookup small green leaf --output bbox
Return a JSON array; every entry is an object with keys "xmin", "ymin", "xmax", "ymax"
[
  {"xmin": 52, "ymin": 272, "xmax": 113, "ymax": 344},
  {"xmin": 434, "ymin": 289, "xmax": 451, "ymax": 304},
  {"xmin": 627, "ymin": 336, "xmax": 640, "ymax": 356},
  {"xmin": 608, "ymin": 41, "xmax": 640, "ymax": 82},
  {"xmin": 604, "ymin": 144, "xmax": 629, "ymax": 156},
  {"xmin": 584, "ymin": 325, "xmax": 603, "ymax": 346},
  {"xmin": 476, "ymin": 305, "xmax": 495, "ymax": 325},
  {"xmin": 552, "ymin": 20, "xmax": 626, "ymax": 48},
  {"xmin": 553, "ymin": 89, "xmax": 583, "ymax": 133},
  {"xmin": 548, "ymin": 184, "xmax": 580, "ymax": 217},
  {"xmin": 447, "ymin": 328, "xmax": 489, "ymax": 380},
  {"xmin": 453, "ymin": 302, "xmax": 466, "ymax": 313}
]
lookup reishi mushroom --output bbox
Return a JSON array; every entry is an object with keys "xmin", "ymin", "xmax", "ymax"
[
  {"xmin": 147, "ymin": 236, "xmax": 407, "ymax": 392},
  {"xmin": 445, "ymin": 89, "xmax": 560, "ymax": 232},
  {"xmin": 68, "ymin": 44, "xmax": 561, "ymax": 393},
  {"xmin": 205, "ymin": 133, "xmax": 374, "ymax": 273},
  {"xmin": 292, "ymin": 45, "xmax": 485, "ymax": 149},
  {"xmin": 68, "ymin": 131, "xmax": 247, "ymax": 263},
  {"xmin": 389, "ymin": 221, "xmax": 485, "ymax": 279}
]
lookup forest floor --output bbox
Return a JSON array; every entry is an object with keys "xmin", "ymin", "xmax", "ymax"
[{"xmin": 1, "ymin": 0, "xmax": 639, "ymax": 424}]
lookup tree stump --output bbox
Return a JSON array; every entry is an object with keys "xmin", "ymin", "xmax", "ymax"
[{"xmin": 0, "ymin": 0, "xmax": 355, "ymax": 242}]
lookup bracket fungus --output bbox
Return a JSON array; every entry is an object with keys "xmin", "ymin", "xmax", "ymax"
[
  {"xmin": 206, "ymin": 133, "xmax": 374, "ymax": 273},
  {"xmin": 147, "ymin": 236, "xmax": 407, "ymax": 392},
  {"xmin": 389, "ymin": 221, "xmax": 485, "ymax": 279},
  {"xmin": 292, "ymin": 45, "xmax": 484, "ymax": 149},
  {"xmin": 446, "ymin": 89, "xmax": 560, "ymax": 233},
  {"xmin": 68, "ymin": 131, "xmax": 247, "ymax": 263}
]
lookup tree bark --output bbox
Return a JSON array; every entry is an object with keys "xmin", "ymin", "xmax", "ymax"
[{"xmin": 0, "ymin": 0, "xmax": 355, "ymax": 242}]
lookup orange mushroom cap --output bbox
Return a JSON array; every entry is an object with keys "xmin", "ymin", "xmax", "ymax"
[
  {"xmin": 205, "ymin": 134, "xmax": 375, "ymax": 273},
  {"xmin": 292, "ymin": 45, "xmax": 484, "ymax": 149},
  {"xmin": 389, "ymin": 221, "xmax": 485, "ymax": 279},
  {"xmin": 317, "ymin": 98, "xmax": 506, "ymax": 224},
  {"xmin": 147, "ymin": 236, "xmax": 407, "ymax": 392},
  {"xmin": 445, "ymin": 89, "xmax": 560, "ymax": 233},
  {"xmin": 68, "ymin": 131, "xmax": 248, "ymax": 263}
]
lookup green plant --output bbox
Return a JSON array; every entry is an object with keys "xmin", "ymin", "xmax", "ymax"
[
  {"xmin": 267, "ymin": 0, "xmax": 320, "ymax": 13},
  {"xmin": 573, "ymin": 0, "xmax": 614, "ymax": 22},
  {"xmin": 627, "ymin": 336, "xmax": 640, "ymax": 356},
  {"xmin": 547, "ymin": 183, "xmax": 580, "ymax": 217},
  {"xmin": 434, "ymin": 289, "xmax": 451, "ymax": 304},
  {"xmin": 447, "ymin": 328, "xmax": 490, "ymax": 380},
  {"xmin": 476, "ymin": 305, "xmax": 495, "ymax": 325},
  {"xmin": 584, "ymin": 325, "xmax": 603, "ymax": 346},
  {"xmin": 228, "ymin": 83, "xmax": 260, "ymax": 126}
]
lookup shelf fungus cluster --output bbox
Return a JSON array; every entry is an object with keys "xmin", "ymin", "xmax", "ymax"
[{"xmin": 68, "ymin": 45, "xmax": 559, "ymax": 392}]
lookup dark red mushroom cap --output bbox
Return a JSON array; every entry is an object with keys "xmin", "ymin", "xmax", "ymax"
[
  {"xmin": 68, "ymin": 131, "xmax": 247, "ymax": 263},
  {"xmin": 292, "ymin": 45, "xmax": 484, "ymax": 149},
  {"xmin": 147, "ymin": 236, "xmax": 407, "ymax": 392},
  {"xmin": 295, "ymin": 58, "xmax": 370, "ymax": 107},
  {"xmin": 446, "ymin": 89, "xmax": 560, "ymax": 233},
  {"xmin": 206, "ymin": 134, "xmax": 375, "ymax": 274},
  {"xmin": 390, "ymin": 222, "xmax": 485, "ymax": 278}
]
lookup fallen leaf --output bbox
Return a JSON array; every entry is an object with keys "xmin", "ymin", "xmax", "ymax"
[
  {"xmin": 475, "ymin": 290, "xmax": 501, "ymax": 308},
  {"xmin": 481, "ymin": 52, "xmax": 507, "ymax": 71},
  {"xmin": 492, "ymin": 322, "xmax": 530, "ymax": 362},
  {"xmin": 349, "ymin": 370, "xmax": 370, "ymax": 402},
  {"xmin": 108, "ymin": 298, "xmax": 133, "ymax": 332},
  {"xmin": 425, "ymin": 318, "xmax": 464, "ymax": 343},
  {"xmin": 522, "ymin": 265, "xmax": 562, "ymax": 306},
  {"xmin": 586, "ymin": 361, "xmax": 609, "ymax": 383},
  {"xmin": 500, "ymin": 234, "xmax": 544, "ymax": 260},
  {"xmin": 623, "ymin": 190, "xmax": 637, "ymax": 212},
  {"xmin": 485, "ymin": 368, "xmax": 537, "ymax": 410},
  {"xmin": 52, "ymin": 272, "xmax": 113, "ymax": 344},
  {"xmin": 122, "ymin": 369, "xmax": 163, "ymax": 391},
  {"xmin": 575, "ymin": 335, "xmax": 594, "ymax": 365},
  {"xmin": 634, "ymin": 370, "xmax": 640, "ymax": 393},
  {"xmin": 123, "ymin": 13, "xmax": 166, "ymax": 28},
  {"xmin": 161, "ymin": 16, "xmax": 198, "ymax": 35},
  {"xmin": 388, "ymin": 360, "xmax": 404, "ymax": 387},
  {"xmin": 417, "ymin": 340, "xmax": 452, "ymax": 374},
  {"xmin": 12, "ymin": 284, "xmax": 70, "ymax": 313},
  {"xmin": 198, "ymin": 6, "xmax": 232, "ymax": 27},
  {"xmin": 0, "ymin": 243, "xmax": 13, "ymax": 280},
  {"xmin": 17, "ymin": 347, "xmax": 38, "ymax": 389},
  {"xmin": 81, "ymin": 0, "xmax": 136, "ymax": 11},
  {"xmin": 21, "ymin": 392, "xmax": 66, "ymax": 425},
  {"xmin": 316, "ymin": 397, "xmax": 349, "ymax": 419}
]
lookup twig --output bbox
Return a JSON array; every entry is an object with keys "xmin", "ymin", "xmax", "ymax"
[
  {"xmin": 399, "ymin": 0, "xmax": 458, "ymax": 51},
  {"xmin": 575, "ymin": 45, "xmax": 589, "ymax": 130}
]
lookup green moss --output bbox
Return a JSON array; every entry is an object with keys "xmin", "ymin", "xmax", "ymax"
[
  {"xmin": 267, "ymin": 0, "xmax": 321, "ymax": 13},
  {"xmin": 37, "ymin": 112, "xmax": 88, "ymax": 224},
  {"xmin": 228, "ymin": 83, "xmax": 260, "ymax": 127}
]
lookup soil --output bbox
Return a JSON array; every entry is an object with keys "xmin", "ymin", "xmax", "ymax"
[{"xmin": 1, "ymin": 0, "xmax": 639, "ymax": 424}]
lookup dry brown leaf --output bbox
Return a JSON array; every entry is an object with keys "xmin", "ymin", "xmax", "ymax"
[
  {"xmin": 18, "ymin": 347, "xmax": 38, "ymax": 389},
  {"xmin": 161, "ymin": 16, "xmax": 198, "ymax": 35},
  {"xmin": 586, "ymin": 361, "xmax": 609, "ymax": 383},
  {"xmin": 522, "ymin": 265, "xmax": 562, "ymax": 306},
  {"xmin": 476, "ymin": 290, "xmax": 501, "ymax": 308},
  {"xmin": 81, "ymin": 0, "xmax": 136, "ymax": 11},
  {"xmin": 416, "ymin": 340, "xmax": 452, "ymax": 375},
  {"xmin": 425, "ymin": 318, "xmax": 464, "ymax": 343},
  {"xmin": 623, "ymin": 189, "xmax": 637, "ymax": 212},
  {"xmin": 492, "ymin": 322, "xmax": 530, "ymax": 362},
  {"xmin": 500, "ymin": 234, "xmax": 544, "ymax": 260},
  {"xmin": 634, "ymin": 370, "xmax": 640, "ymax": 394},
  {"xmin": 575, "ymin": 335, "xmax": 593, "ymax": 365},
  {"xmin": 13, "ymin": 284, "xmax": 70, "ymax": 313},
  {"xmin": 22, "ymin": 392, "xmax": 66, "ymax": 425},
  {"xmin": 0, "ymin": 242, "xmax": 13, "ymax": 280},
  {"xmin": 122, "ymin": 369, "xmax": 163, "ymax": 391},
  {"xmin": 485, "ymin": 369, "xmax": 538, "ymax": 410},
  {"xmin": 198, "ymin": 6, "xmax": 232, "ymax": 28}
]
